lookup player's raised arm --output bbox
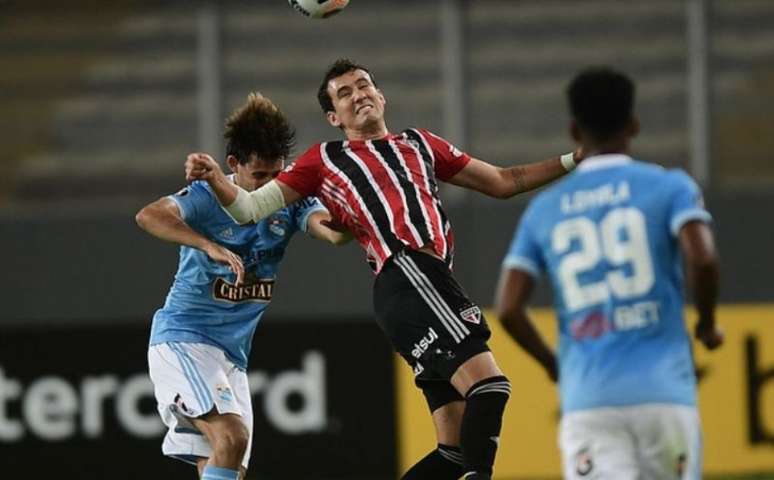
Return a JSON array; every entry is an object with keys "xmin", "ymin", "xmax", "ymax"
[
  {"xmin": 186, "ymin": 152, "xmax": 302, "ymax": 224},
  {"xmin": 135, "ymin": 196, "xmax": 245, "ymax": 285},
  {"xmin": 448, "ymin": 149, "xmax": 583, "ymax": 199}
]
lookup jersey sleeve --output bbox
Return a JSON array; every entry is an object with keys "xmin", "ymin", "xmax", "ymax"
[
  {"xmin": 666, "ymin": 170, "xmax": 712, "ymax": 236},
  {"xmin": 417, "ymin": 128, "xmax": 472, "ymax": 181},
  {"xmin": 276, "ymin": 145, "xmax": 324, "ymax": 197},
  {"xmin": 167, "ymin": 181, "xmax": 213, "ymax": 225},
  {"xmin": 292, "ymin": 197, "xmax": 328, "ymax": 233},
  {"xmin": 501, "ymin": 203, "xmax": 546, "ymax": 279}
]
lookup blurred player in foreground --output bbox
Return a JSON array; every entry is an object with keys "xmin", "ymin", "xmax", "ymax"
[
  {"xmin": 496, "ymin": 67, "xmax": 723, "ymax": 479},
  {"xmin": 136, "ymin": 93, "xmax": 349, "ymax": 480},
  {"xmin": 186, "ymin": 58, "xmax": 584, "ymax": 480}
]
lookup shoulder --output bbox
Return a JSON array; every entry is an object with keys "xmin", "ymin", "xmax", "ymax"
[
  {"xmin": 295, "ymin": 141, "xmax": 346, "ymax": 163},
  {"xmin": 173, "ymin": 180, "xmax": 215, "ymax": 202},
  {"xmin": 663, "ymin": 167, "xmax": 699, "ymax": 186},
  {"xmin": 404, "ymin": 127, "xmax": 447, "ymax": 145}
]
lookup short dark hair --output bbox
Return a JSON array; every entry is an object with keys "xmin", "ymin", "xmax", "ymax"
[
  {"xmin": 567, "ymin": 67, "xmax": 635, "ymax": 142},
  {"xmin": 317, "ymin": 58, "xmax": 377, "ymax": 114},
  {"xmin": 224, "ymin": 92, "xmax": 296, "ymax": 163}
]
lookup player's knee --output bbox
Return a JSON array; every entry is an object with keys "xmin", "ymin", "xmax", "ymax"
[
  {"xmin": 465, "ymin": 375, "xmax": 511, "ymax": 403},
  {"xmin": 211, "ymin": 418, "xmax": 250, "ymax": 459}
]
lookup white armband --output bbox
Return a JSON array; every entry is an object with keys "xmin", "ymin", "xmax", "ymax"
[
  {"xmin": 560, "ymin": 152, "xmax": 577, "ymax": 172},
  {"xmin": 223, "ymin": 180, "xmax": 285, "ymax": 224}
]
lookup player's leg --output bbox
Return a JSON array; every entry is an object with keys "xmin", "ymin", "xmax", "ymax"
[
  {"xmin": 450, "ymin": 351, "xmax": 511, "ymax": 480},
  {"xmin": 630, "ymin": 404, "xmax": 702, "ymax": 480},
  {"xmin": 559, "ymin": 407, "xmax": 638, "ymax": 480},
  {"xmin": 148, "ymin": 342, "xmax": 249, "ymax": 480},
  {"xmin": 191, "ymin": 411, "xmax": 249, "ymax": 474},
  {"xmin": 196, "ymin": 458, "xmax": 247, "ymax": 479},
  {"xmin": 400, "ymin": 383, "xmax": 466, "ymax": 479},
  {"xmin": 379, "ymin": 250, "xmax": 510, "ymax": 480}
]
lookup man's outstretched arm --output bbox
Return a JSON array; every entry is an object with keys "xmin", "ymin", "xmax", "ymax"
[
  {"xmin": 448, "ymin": 149, "xmax": 582, "ymax": 199},
  {"xmin": 185, "ymin": 153, "xmax": 302, "ymax": 224}
]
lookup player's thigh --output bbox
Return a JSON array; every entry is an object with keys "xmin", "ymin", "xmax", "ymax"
[
  {"xmin": 559, "ymin": 408, "xmax": 638, "ymax": 480},
  {"xmin": 374, "ymin": 250, "xmax": 492, "ymax": 384},
  {"xmin": 631, "ymin": 404, "xmax": 702, "ymax": 480},
  {"xmin": 148, "ymin": 342, "xmax": 240, "ymax": 419},
  {"xmin": 450, "ymin": 351, "xmax": 504, "ymax": 396}
]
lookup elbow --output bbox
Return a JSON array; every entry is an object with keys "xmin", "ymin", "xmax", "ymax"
[
  {"xmin": 492, "ymin": 187, "xmax": 513, "ymax": 200},
  {"xmin": 688, "ymin": 251, "xmax": 719, "ymax": 271},
  {"xmin": 135, "ymin": 208, "xmax": 149, "ymax": 230}
]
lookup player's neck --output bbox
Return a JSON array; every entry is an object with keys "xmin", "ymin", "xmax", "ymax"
[
  {"xmin": 584, "ymin": 139, "xmax": 630, "ymax": 157},
  {"xmin": 345, "ymin": 122, "xmax": 389, "ymax": 141}
]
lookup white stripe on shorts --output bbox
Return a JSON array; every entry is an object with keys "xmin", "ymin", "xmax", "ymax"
[
  {"xmin": 169, "ymin": 342, "xmax": 212, "ymax": 412},
  {"xmin": 393, "ymin": 252, "xmax": 470, "ymax": 342}
]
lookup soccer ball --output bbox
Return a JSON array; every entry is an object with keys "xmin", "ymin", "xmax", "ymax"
[{"xmin": 288, "ymin": 0, "xmax": 349, "ymax": 19}]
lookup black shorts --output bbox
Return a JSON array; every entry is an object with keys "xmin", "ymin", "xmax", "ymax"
[{"xmin": 373, "ymin": 249, "xmax": 491, "ymax": 412}]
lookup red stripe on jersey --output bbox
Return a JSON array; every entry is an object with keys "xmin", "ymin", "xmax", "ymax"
[
  {"xmin": 276, "ymin": 129, "xmax": 469, "ymax": 274},
  {"xmin": 400, "ymin": 132, "xmax": 448, "ymax": 260}
]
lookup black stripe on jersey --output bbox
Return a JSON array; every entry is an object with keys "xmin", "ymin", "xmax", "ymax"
[
  {"xmin": 324, "ymin": 141, "xmax": 404, "ymax": 251},
  {"xmin": 371, "ymin": 140, "xmax": 433, "ymax": 245},
  {"xmin": 437, "ymin": 206, "xmax": 453, "ymax": 265},
  {"xmin": 404, "ymin": 129, "xmax": 439, "ymax": 194}
]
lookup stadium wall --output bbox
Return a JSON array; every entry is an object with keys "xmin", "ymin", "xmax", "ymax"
[
  {"xmin": 0, "ymin": 321, "xmax": 396, "ymax": 479},
  {"xmin": 1, "ymin": 189, "xmax": 772, "ymax": 325}
]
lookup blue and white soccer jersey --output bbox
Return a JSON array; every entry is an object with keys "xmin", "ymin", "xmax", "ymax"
[
  {"xmin": 147, "ymin": 177, "xmax": 326, "ymax": 467},
  {"xmin": 503, "ymin": 154, "xmax": 711, "ymax": 478}
]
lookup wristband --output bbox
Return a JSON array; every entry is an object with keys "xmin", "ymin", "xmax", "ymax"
[{"xmin": 560, "ymin": 152, "xmax": 576, "ymax": 172}]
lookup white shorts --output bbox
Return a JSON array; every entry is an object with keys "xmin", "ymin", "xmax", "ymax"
[
  {"xmin": 559, "ymin": 403, "xmax": 701, "ymax": 480},
  {"xmin": 147, "ymin": 342, "xmax": 253, "ymax": 469}
]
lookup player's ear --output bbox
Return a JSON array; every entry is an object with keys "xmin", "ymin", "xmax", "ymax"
[
  {"xmin": 629, "ymin": 116, "xmax": 641, "ymax": 138},
  {"xmin": 570, "ymin": 120, "xmax": 582, "ymax": 143},
  {"xmin": 326, "ymin": 110, "xmax": 341, "ymax": 128},
  {"xmin": 226, "ymin": 155, "xmax": 240, "ymax": 173}
]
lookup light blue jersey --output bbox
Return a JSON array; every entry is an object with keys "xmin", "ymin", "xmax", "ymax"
[
  {"xmin": 149, "ymin": 178, "xmax": 326, "ymax": 369},
  {"xmin": 503, "ymin": 154, "xmax": 712, "ymax": 413}
]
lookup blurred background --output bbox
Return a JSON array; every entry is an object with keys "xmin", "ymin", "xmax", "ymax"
[{"xmin": 1, "ymin": 0, "xmax": 773, "ymax": 478}]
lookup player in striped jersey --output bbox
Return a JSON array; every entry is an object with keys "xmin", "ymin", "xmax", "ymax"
[{"xmin": 186, "ymin": 59, "xmax": 584, "ymax": 480}]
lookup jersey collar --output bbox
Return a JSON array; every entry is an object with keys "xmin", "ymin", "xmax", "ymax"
[{"xmin": 576, "ymin": 153, "xmax": 633, "ymax": 172}]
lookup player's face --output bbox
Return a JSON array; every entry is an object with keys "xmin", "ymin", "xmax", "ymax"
[
  {"xmin": 230, "ymin": 154, "xmax": 283, "ymax": 192},
  {"xmin": 326, "ymin": 69, "xmax": 386, "ymax": 133}
]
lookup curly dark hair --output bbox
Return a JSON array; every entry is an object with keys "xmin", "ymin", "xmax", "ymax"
[
  {"xmin": 317, "ymin": 58, "xmax": 377, "ymax": 114},
  {"xmin": 224, "ymin": 92, "xmax": 296, "ymax": 163},
  {"xmin": 567, "ymin": 67, "xmax": 635, "ymax": 142}
]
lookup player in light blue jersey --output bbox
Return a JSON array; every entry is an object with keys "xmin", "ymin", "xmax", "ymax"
[
  {"xmin": 136, "ymin": 93, "xmax": 350, "ymax": 480},
  {"xmin": 496, "ymin": 68, "xmax": 722, "ymax": 479}
]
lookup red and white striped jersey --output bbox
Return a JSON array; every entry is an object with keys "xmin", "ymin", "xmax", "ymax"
[{"xmin": 277, "ymin": 128, "xmax": 470, "ymax": 274}]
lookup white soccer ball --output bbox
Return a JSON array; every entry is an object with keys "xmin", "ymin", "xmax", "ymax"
[{"xmin": 288, "ymin": 0, "xmax": 349, "ymax": 19}]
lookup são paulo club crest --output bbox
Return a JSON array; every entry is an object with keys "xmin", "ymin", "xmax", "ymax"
[{"xmin": 459, "ymin": 305, "xmax": 482, "ymax": 324}]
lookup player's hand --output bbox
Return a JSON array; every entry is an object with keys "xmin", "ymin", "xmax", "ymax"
[
  {"xmin": 573, "ymin": 146, "xmax": 588, "ymax": 165},
  {"xmin": 186, "ymin": 153, "xmax": 223, "ymax": 183},
  {"xmin": 203, "ymin": 242, "xmax": 245, "ymax": 286},
  {"xmin": 695, "ymin": 320, "xmax": 724, "ymax": 350}
]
